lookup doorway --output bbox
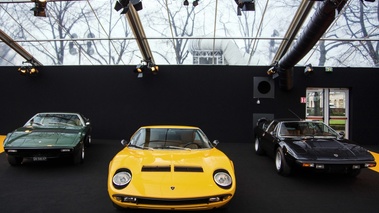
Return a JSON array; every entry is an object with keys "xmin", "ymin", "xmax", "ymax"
[{"xmin": 306, "ymin": 88, "xmax": 349, "ymax": 138}]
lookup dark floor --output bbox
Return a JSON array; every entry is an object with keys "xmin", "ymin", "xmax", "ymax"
[{"xmin": 0, "ymin": 140, "xmax": 378, "ymax": 213}]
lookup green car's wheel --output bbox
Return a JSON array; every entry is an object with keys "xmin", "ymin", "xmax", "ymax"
[
  {"xmin": 7, "ymin": 155, "xmax": 22, "ymax": 166},
  {"xmin": 275, "ymin": 147, "xmax": 291, "ymax": 176},
  {"xmin": 73, "ymin": 143, "xmax": 85, "ymax": 165},
  {"xmin": 84, "ymin": 135, "xmax": 92, "ymax": 147}
]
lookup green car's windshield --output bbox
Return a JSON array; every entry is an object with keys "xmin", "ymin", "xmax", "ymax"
[
  {"xmin": 129, "ymin": 128, "xmax": 213, "ymax": 150},
  {"xmin": 26, "ymin": 113, "xmax": 83, "ymax": 127}
]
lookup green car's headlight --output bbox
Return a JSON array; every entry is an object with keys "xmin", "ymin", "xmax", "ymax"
[
  {"xmin": 213, "ymin": 169, "xmax": 232, "ymax": 189},
  {"xmin": 112, "ymin": 169, "xmax": 132, "ymax": 189}
]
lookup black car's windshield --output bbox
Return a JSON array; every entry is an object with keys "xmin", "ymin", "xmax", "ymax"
[
  {"xmin": 129, "ymin": 128, "xmax": 212, "ymax": 150},
  {"xmin": 26, "ymin": 114, "xmax": 83, "ymax": 128},
  {"xmin": 278, "ymin": 121, "xmax": 338, "ymax": 138}
]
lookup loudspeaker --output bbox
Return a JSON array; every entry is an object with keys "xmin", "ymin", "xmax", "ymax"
[{"xmin": 253, "ymin": 77, "xmax": 274, "ymax": 98}]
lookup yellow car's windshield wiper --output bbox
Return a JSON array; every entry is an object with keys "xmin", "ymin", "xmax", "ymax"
[
  {"xmin": 128, "ymin": 144, "xmax": 154, "ymax": 150},
  {"xmin": 164, "ymin": 145, "xmax": 190, "ymax": 150}
]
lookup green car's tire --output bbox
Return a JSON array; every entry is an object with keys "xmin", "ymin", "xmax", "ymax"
[{"xmin": 7, "ymin": 155, "xmax": 22, "ymax": 166}]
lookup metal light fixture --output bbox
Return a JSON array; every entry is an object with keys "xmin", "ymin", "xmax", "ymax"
[
  {"xmin": 31, "ymin": 0, "xmax": 47, "ymax": 17},
  {"xmin": 235, "ymin": 0, "xmax": 255, "ymax": 16},
  {"xmin": 304, "ymin": 64, "xmax": 313, "ymax": 77},
  {"xmin": 134, "ymin": 64, "xmax": 144, "ymax": 78},
  {"xmin": 17, "ymin": 61, "xmax": 39, "ymax": 76},
  {"xmin": 183, "ymin": 0, "xmax": 199, "ymax": 7},
  {"xmin": 114, "ymin": 0, "xmax": 143, "ymax": 14},
  {"xmin": 134, "ymin": 58, "xmax": 159, "ymax": 78}
]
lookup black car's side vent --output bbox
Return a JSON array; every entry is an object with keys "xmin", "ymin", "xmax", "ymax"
[
  {"xmin": 174, "ymin": 166, "xmax": 204, "ymax": 172},
  {"xmin": 141, "ymin": 165, "xmax": 171, "ymax": 172}
]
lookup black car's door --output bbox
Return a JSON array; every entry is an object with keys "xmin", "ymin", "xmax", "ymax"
[{"xmin": 260, "ymin": 121, "xmax": 279, "ymax": 157}]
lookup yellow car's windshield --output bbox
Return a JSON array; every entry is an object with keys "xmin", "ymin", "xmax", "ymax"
[{"xmin": 129, "ymin": 128, "xmax": 212, "ymax": 149}]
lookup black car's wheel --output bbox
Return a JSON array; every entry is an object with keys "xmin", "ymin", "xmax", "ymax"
[
  {"xmin": 7, "ymin": 155, "xmax": 22, "ymax": 166},
  {"xmin": 73, "ymin": 143, "xmax": 85, "ymax": 165},
  {"xmin": 275, "ymin": 147, "xmax": 291, "ymax": 176},
  {"xmin": 347, "ymin": 169, "xmax": 361, "ymax": 177},
  {"xmin": 254, "ymin": 137, "xmax": 265, "ymax": 155}
]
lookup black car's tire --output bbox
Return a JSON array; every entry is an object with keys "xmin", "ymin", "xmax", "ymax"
[
  {"xmin": 254, "ymin": 137, "xmax": 265, "ymax": 155},
  {"xmin": 7, "ymin": 155, "xmax": 22, "ymax": 166},
  {"xmin": 347, "ymin": 169, "xmax": 361, "ymax": 177},
  {"xmin": 275, "ymin": 147, "xmax": 292, "ymax": 176},
  {"xmin": 73, "ymin": 143, "xmax": 85, "ymax": 165}
]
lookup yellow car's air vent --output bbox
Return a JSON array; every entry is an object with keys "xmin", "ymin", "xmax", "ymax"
[
  {"xmin": 141, "ymin": 165, "xmax": 171, "ymax": 172},
  {"xmin": 174, "ymin": 166, "xmax": 203, "ymax": 172}
]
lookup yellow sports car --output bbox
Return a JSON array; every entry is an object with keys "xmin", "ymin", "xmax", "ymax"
[{"xmin": 107, "ymin": 125, "xmax": 236, "ymax": 211}]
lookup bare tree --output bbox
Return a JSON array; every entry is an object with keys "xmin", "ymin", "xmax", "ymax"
[
  {"xmin": 143, "ymin": 1, "xmax": 211, "ymax": 64},
  {"xmin": 316, "ymin": 1, "xmax": 378, "ymax": 66}
]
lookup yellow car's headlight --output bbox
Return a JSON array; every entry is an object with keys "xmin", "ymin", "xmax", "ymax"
[
  {"xmin": 112, "ymin": 169, "xmax": 132, "ymax": 189},
  {"xmin": 213, "ymin": 169, "xmax": 232, "ymax": 189}
]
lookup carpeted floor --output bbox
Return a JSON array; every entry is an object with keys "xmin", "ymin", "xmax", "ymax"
[{"xmin": 0, "ymin": 140, "xmax": 378, "ymax": 213}]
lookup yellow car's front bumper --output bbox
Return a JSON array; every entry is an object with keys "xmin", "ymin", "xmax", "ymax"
[{"xmin": 109, "ymin": 193, "xmax": 234, "ymax": 211}]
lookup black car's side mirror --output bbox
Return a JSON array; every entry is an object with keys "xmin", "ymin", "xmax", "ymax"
[{"xmin": 338, "ymin": 132, "xmax": 345, "ymax": 139}]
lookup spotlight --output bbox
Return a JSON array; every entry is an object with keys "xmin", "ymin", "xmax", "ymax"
[
  {"xmin": 243, "ymin": 1, "xmax": 255, "ymax": 11},
  {"xmin": 17, "ymin": 61, "xmax": 39, "ymax": 76},
  {"xmin": 31, "ymin": 0, "xmax": 47, "ymax": 17},
  {"xmin": 183, "ymin": 0, "xmax": 189, "ymax": 6},
  {"xmin": 131, "ymin": 0, "xmax": 143, "ymax": 11},
  {"xmin": 134, "ymin": 64, "xmax": 144, "ymax": 78},
  {"xmin": 29, "ymin": 67, "xmax": 39, "ymax": 75},
  {"xmin": 133, "ymin": 59, "xmax": 159, "ymax": 78},
  {"xmin": 148, "ymin": 62, "xmax": 159, "ymax": 74},
  {"xmin": 237, "ymin": 7, "xmax": 242, "ymax": 16},
  {"xmin": 114, "ymin": 0, "xmax": 143, "ymax": 14},
  {"xmin": 114, "ymin": 0, "xmax": 129, "ymax": 14},
  {"xmin": 17, "ymin": 66, "xmax": 39, "ymax": 76},
  {"xmin": 193, "ymin": 0, "xmax": 199, "ymax": 7},
  {"xmin": 18, "ymin": 66, "xmax": 28, "ymax": 75},
  {"xmin": 304, "ymin": 64, "xmax": 313, "ymax": 77},
  {"xmin": 235, "ymin": 0, "xmax": 255, "ymax": 15},
  {"xmin": 267, "ymin": 65, "xmax": 279, "ymax": 79}
]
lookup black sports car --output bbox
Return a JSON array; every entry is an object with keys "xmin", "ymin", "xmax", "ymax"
[{"xmin": 254, "ymin": 118, "xmax": 376, "ymax": 177}]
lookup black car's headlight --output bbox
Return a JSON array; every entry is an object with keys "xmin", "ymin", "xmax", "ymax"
[
  {"xmin": 112, "ymin": 169, "xmax": 132, "ymax": 189},
  {"xmin": 213, "ymin": 169, "xmax": 232, "ymax": 189}
]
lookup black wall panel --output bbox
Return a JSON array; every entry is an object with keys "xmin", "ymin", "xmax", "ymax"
[{"xmin": 0, "ymin": 65, "xmax": 378, "ymax": 145}]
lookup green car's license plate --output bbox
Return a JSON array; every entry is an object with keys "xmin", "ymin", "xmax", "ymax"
[{"xmin": 33, "ymin": 157, "xmax": 47, "ymax": 161}]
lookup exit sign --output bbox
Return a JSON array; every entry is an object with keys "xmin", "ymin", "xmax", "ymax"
[{"xmin": 300, "ymin": 97, "xmax": 306, "ymax": 103}]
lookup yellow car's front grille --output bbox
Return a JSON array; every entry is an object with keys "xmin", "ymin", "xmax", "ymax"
[{"xmin": 141, "ymin": 165, "xmax": 203, "ymax": 172}]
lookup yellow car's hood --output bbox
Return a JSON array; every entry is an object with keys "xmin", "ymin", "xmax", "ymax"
[{"xmin": 108, "ymin": 147, "xmax": 235, "ymax": 198}]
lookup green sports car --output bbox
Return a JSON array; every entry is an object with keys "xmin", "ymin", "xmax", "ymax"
[{"xmin": 3, "ymin": 112, "xmax": 92, "ymax": 166}]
